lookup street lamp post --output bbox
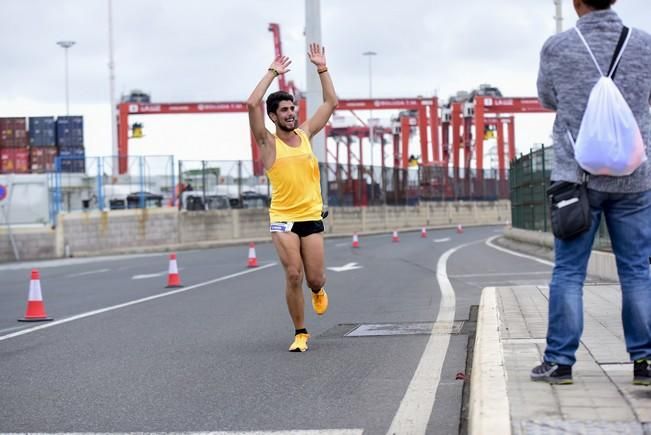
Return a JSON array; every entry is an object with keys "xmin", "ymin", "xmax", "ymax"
[
  {"xmin": 363, "ymin": 51, "xmax": 377, "ymax": 201},
  {"xmin": 553, "ymin": 0, "xmax": 563, "ymax": 34},
  {"xmin": 362, "ymin": 51, "xmax": 377, "ymax": 99},
  {"xmin": 305, "ymin": 0, "xmax": 327, "ymax": 208},
  {"xmin": 108, "ymin": 0, "xmax": 118, "ymax": 167},
  {"xmin": 57, "ymin": 40, "xmax": 76, "ymax": 116}
]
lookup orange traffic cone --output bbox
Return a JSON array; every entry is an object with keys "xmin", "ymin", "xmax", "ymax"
[
  {"xmin": 421, "ymin": 227, "xmax": 427, "ymax": 238},
  {"xmin": 352, "ymin": 233, "xmax": 360, "ymax": 248},
  {"xmin": 18, "ymin": 269, "xmax": 53, "ymax": 322},
  {"xmin": 456, "ymin": 224, "xmax": 464, "ymax": 234},
  {"xmin": 166, "ymin": 253, "xmax": 183, "ymax": 288},
  {"xmin": 247, "ymin": 242, "xmax": 258, "ymax": 268},
  {"xmin": 392, "ymin": 230, "xmax": 400, "ymax": 243}
]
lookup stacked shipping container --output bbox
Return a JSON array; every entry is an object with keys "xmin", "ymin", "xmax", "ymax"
[
  {"xmin": 0, "ymin": 116, "xmax": 85, "ymax": 174},
  {"xmin": 0, "ymin": 118, "xmax": 28, "ymax": 147},
  {"xmin": 30, "ymin": 147, "xmax": 59, "ymax": 173},
  {"xmin": 28, "ymin": 116, "xmax": 57, "ymax": 173},
  {"xmin": 56, "ymin": 116, "xmax": 85, "ymax": 173},
  {"xmin": 0, "ymin": 117, "xmax": 29, "ymax": 173},
  {"xmin": 0, "ymin": 147, "xmax": 30, "ymax": 173}
]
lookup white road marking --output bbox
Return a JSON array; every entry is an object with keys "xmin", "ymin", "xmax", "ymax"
[
  {"xmin": 485, "ymin": 235, "xmax": 554, "ymax": 267},
  {"xmin": 132, "ymin": 271, "xmax": 168, "ymax": 280},
  {"xmin": 67, "ymin": 269, "xmax": 111, "ymax": 278},
  {"xmin": 0, "ymin": 252, "xmax": 166, "ymax": 272},
  {"xmin": 387, "ymin": 241, "xmax": 476, "ymax": 434},
  {"xmin": 327, "ymin": 262, "xmax": 362, "ymax": 272},
  {"xmin": 334, "ymin": 242, "xmax": 350, "ymax": 247},
  {"xmin": 0, "ymin": 325, "xmax": 29, "ymax": 334},
  {"xmin": 0, "ymin": 263, "xmax": 277, "ymax": 343},
  {"xmin": 132, "ymin": 268, "xmax": 186, "ymax": 280},
  {"xmin": 449, "ymin": 271, "xmax": 550, "ymax": 278},
  {"xmin": 433, "ymin": 237, "xmax": 451, "ymax": 243}
]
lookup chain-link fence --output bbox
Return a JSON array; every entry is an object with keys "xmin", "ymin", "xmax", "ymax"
[
  {"xmin": 177, "ymin": 159, "xmax": 511, "ymax": 211},
  {"xmin": 177, "ymin": 160, "xmax": 270, "ymax": 211},
  {"xmin": 51, "ymin": 155, "xmax": 176, "ymax": 221},
  {"xmin": 324, "ymin": 163, "xmax": 509, "ymax": 206},
  {"xmin": 47, "ymin": 154, "xmax": 512, "ymax": 223},
  {"xmin": 509, "ymin": 146, "xmax": 612, "ymax": 251}
]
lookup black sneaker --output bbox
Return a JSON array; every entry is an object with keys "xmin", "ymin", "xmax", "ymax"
[
  {"xmin": 633, "ymin": 359, "xmax": 650, "ymax": 386},
  {"xmin": 530, "ymin": 361, "xmax": 573, "ymax": 384}
]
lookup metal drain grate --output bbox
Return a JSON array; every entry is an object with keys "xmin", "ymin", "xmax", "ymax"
[{"xmin": 343, "ymin": 321, "xmax": 465, "ymax": 337}]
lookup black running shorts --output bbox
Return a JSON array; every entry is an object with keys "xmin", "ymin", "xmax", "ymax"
[
  {"xmin": 270, "ymin": 220, "xmax": 324, "ymax": 238},
  {"xmin": 291, "ymin": 220, "xmax": 324, "ymax": 238}
]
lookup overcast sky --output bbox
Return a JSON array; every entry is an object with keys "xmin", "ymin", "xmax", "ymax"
[{"xmin": 1, "ymin": 0, "xmax": 649, "ymax": 164}]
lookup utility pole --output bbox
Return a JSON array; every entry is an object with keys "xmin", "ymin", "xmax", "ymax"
[
  {"xmin": 363, "ymin": 50, "xmax": 377, "ymax": 149},
  {"xmin": 363, "ymin": 51, "xmax": 377, "ymax": 197},
  {"xmin": 554, "ymin": 0, "xmax": 563, "ymax": 34},
  {"xmin": 305, "ymin": 0, "xmax": 328, "ymax": 207},
  {"xmin": 108, "ymin": 0, "xmax": 118, "ymax": 168},
  {"xmin": 56, "ymin": 40, "xmax": 76, "ymax": 115}
]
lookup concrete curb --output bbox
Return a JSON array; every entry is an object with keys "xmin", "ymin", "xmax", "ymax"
[
  {"xmin": 469, "ymin": 287, "xmax": 511, "ymax": 435},
  {"xmin": 503, "ymin": 227, "xmax": 553, "ymax": 249},
  {"xmin": 469, "ymin": 228, "xmax": 622, "ymax": 434},
  {"xmin": 502, "ymin": 227, "xmax": 619, "ymax": 282}
]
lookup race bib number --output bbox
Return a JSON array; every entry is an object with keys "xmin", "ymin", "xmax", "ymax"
[{"xmin": 270, "ymin": 222, "xmax": 294, "ymax": 233}]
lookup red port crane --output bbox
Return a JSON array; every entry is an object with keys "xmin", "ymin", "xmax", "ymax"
[{"xmin": 115, "ymin": 23, "xmax": 548, "ymax": 203}]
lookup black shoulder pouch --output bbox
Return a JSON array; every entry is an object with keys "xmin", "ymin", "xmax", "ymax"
[{"xmin": 547, "ymin": 180, "xmax": 591, "ymax": 240}]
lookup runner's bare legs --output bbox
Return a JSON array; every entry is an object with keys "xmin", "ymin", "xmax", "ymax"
[
  {"xmin": 301, "ymin": 233, "xmax": 326, "ymax": 293},
  {"xmin": 272, "ymin": 232, "xmax": 305, "ymax": 329}
]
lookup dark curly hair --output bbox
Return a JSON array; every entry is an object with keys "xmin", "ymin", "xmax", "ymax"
[
  {"xmin": 583, "ymin": 0, "xmax": 615, "ymax": 10},
  {"xmin": 266, "ymin": 91, "xmax": 294, "ymax": 115}
]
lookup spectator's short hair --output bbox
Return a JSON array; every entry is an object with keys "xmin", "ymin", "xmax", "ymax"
[
  {"xmin": 266, "ymin": 91, "xmax": 294, "ymax": 115},
  {"xmin": 583, "ymin": 0, "xmax": 614, "ymax": 10}
]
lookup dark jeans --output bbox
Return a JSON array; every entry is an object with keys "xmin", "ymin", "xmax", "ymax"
[{"xmin": 544, "ymin": 189, "xmax": 651, "ymax": 365}]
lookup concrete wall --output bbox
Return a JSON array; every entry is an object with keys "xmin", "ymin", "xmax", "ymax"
[
  {"xmin": 60, "ymin": 208, "xmax": 178, "ymax": 257},
  {"xmin": 0, "ymin": 226, "xmax": 56, "ymax": 262},
  {"xmin": 0, "ymin": 200, "xmax": 511, "ymax": 262}
]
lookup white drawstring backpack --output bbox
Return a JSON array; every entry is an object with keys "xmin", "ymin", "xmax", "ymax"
[{"xmin": 571, "ymin": 26, "xmax": 646, "ymax": 176}]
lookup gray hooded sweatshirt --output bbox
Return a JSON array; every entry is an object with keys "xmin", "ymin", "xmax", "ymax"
[{"xmin": 537, "ymin": 9, "xmax": 651, "ymax": 192}]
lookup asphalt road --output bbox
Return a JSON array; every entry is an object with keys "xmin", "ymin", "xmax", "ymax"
[{"xmin": 0, "ymin": 225, "xmax": 555, "ymax": 434}]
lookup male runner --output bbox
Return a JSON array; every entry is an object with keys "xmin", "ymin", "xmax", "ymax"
[{"xmin": 246, "ymin": 43, "xmax": 338, "ymax": 352}]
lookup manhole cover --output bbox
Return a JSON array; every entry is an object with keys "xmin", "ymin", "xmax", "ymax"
[{"xmin": 344, "ymin": 321, "xmax": 464, "ymax": 337}]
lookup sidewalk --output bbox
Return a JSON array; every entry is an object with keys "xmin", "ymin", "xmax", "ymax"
[{"xmin": 470, "ymin": 285, "xmax": 651, "ymax": 435}]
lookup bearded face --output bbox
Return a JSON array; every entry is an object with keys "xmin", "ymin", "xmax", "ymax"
[{"xmin": 271, "ymin": 100, "xmax": 297, "ymax": 132}]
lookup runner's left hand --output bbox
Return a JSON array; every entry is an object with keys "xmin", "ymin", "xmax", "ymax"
[{"xmin": 307, "ymin": 43, "xmax": 326, "ymax": 69}]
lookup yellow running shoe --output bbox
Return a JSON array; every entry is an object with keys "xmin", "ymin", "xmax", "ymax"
[
  {"xmin": 289, "ymin": 333, "xmax": 310, "ymax": 352},
  {"xmin": 312, "ymin": 288, "xmax": 328, "ymax": 315}
]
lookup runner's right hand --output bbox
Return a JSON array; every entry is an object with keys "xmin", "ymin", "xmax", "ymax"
[{"xmin": 269, "ymin": 56, "xmax": 291, "ymax": 75}]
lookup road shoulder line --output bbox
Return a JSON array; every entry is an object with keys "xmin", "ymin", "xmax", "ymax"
[{"xmin": 0, "ymin": 263, "xmax": 277, "ymax": 343}]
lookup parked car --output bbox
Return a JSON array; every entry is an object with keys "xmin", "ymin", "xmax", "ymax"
[
  {"xmin": 238, "ymin": 191, "xmax": 269, "ymax": 209},
  {"xmin": 180, "ymin": 191, "xmax": 231, "ymax": 211},
  {"xmin": 126, "ymin": 191, "xmax": 163, "ymax": 209}
]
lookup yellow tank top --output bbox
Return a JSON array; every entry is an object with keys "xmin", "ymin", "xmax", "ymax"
[{"xmin": 267, "ymin": 129, "xmax": 322, "ymax": 222}]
